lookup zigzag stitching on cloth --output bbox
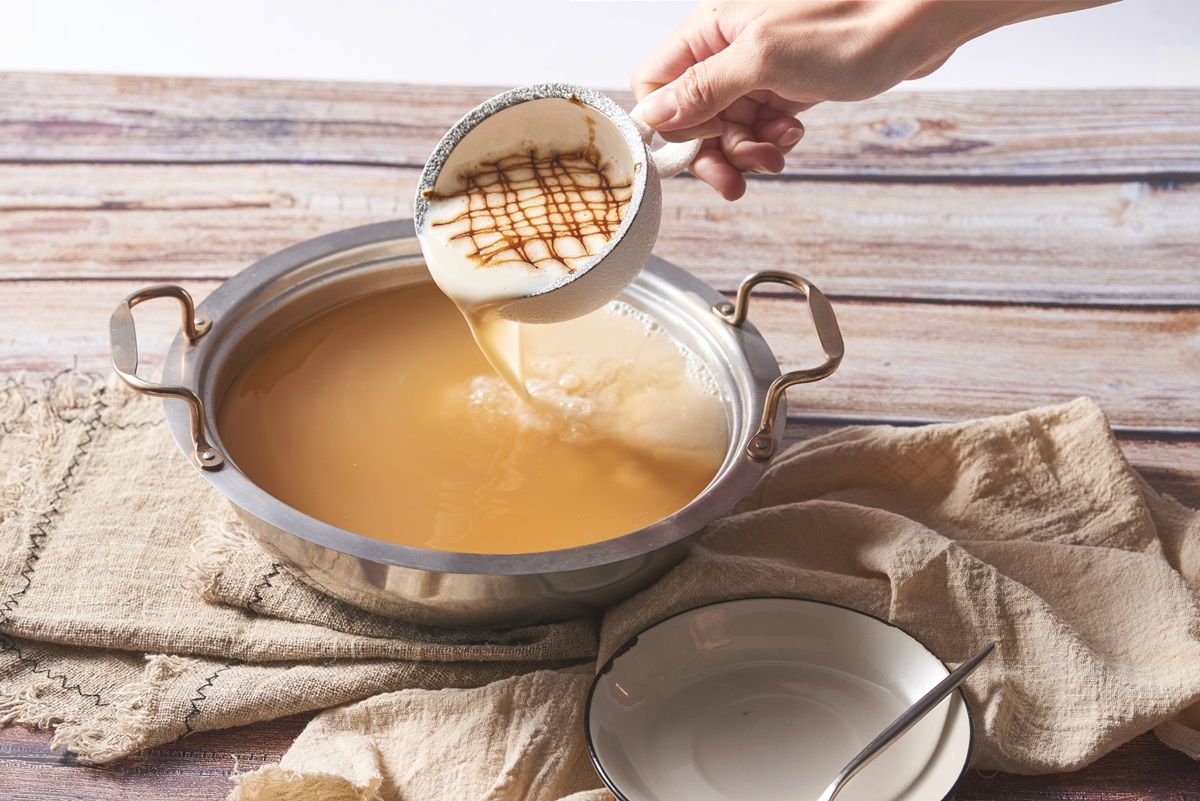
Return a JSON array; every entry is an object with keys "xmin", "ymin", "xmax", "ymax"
[
  {"xmin": 0, "ymin": 392, "xmax": 110, "ymax": 707},
  {"xmin": 0, "ymin": 633, "xmax": 108, "ymax": 708},
  {"xmin": 247, "ymin": 563, "xmax": 284, "ymax": 612},
  {"xmin": 106, "ymin": 420, "xmax": 166, "ymax": 431},
  {"xmin": 181, "ymin": 661, "xmax": 241, "ymax": 735}
]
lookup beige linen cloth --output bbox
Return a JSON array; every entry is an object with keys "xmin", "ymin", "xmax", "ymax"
[{"xmin": 2, "ymin": 373, "xmax": 1200, "ymax": 801}]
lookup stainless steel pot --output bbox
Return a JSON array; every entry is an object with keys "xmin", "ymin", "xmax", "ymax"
[{"xmin": 109, "ymin": 219, "xmax": 842, "ymax": 627}]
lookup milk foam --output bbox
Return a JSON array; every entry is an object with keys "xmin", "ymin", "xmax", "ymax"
[
  {"xmin": 420, "ymin": 147, "xmax": 635, "ymax": 314},
  {"xmin": 458, "ymin": 301, "xmax": 728, "ymax": 466}
]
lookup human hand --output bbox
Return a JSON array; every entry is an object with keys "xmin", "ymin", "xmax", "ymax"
[{"xmin": 633, "ymin": 0, "xmax": 1118, "ymax": 200}]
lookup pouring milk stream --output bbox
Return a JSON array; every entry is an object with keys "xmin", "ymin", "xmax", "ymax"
[{"xmin": 414, "ymin": 83, "xmax": 702, "ymax": 397}]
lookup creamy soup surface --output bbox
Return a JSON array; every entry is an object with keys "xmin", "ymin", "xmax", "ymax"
[{"xmin": 218, "ymin": 282, "xmax": 728, "ymax": 554}]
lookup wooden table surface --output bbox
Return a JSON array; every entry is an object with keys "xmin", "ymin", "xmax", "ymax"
[{"xmin": 1, "ymin": 72, "xmax": 1198, "ymax": 798}]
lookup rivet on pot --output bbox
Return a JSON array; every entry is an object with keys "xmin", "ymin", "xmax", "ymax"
[{"xmin": 195, "ymin": 448, "xmax": 224, "ymax": 470}]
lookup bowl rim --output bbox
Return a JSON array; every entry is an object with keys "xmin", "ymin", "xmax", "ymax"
[{"xmin": 584, "ymin": 596, "xmax": 976, "ymax": 801}]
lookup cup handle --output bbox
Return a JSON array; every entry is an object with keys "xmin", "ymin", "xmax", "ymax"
[{"xmin": 630, "ymin": 103, "xmax": 704, "ymax": 179}]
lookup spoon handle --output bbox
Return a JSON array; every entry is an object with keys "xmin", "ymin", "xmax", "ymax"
[{"xmin": 817, "ymin": 642, "xmax": 995, "ymax": 801}]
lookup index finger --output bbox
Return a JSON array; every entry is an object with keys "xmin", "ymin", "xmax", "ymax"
[
  {"xmin": 631, "ymin": 10, "xmax": 737, "ymax": 100},
  {"xmin": 631, "ymin": 34, "xmax": 700, "ymax": 100}
]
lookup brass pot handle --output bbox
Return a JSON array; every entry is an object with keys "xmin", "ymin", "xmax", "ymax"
[
  {"xmin": 109, "ymin": 285, "xmax": 224, "ymax": 470},
  {"xmin": 715, "ymin": 271, "xmax": 844, "ymax": 461}
]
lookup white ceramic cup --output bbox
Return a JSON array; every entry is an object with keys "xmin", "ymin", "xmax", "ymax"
[{"xmin": 414, "ymin": 83, "xmax": 702, "ymax": 324}]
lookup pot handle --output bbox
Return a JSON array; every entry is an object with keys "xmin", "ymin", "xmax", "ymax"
[
  {"xmin": 109, "ymin": 284, "xmax": 224, "ymax": 471},
  {"xmin": 714, "ymin": 271, "xmax": 844, "ymax": 461}
]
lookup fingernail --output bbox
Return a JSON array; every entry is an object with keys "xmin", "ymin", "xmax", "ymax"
[
  {"xmin": 778, "ymin": 126, "xmax": 805, "ymax": 148},
  {"xmin": 749, "ymin": 164, "xmax": 776, "ymax": 175},
  {"xmin": 638, "ymin": 88, "xmax": 678, "ymax": 128}
]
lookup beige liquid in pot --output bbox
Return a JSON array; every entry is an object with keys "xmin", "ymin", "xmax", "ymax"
[{"xmin": 218, "ymin": 282, "xmax": 728, "ymax": 554}]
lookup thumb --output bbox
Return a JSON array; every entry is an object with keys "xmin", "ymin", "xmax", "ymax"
[{"xmin": 635, "ymin": 40, "xmax": 762, "ymax": 132}]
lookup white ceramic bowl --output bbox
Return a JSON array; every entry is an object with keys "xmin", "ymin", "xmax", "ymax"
[{"xmin": 586, "ymin": 598, "xmax": 973, "ymax": 801}]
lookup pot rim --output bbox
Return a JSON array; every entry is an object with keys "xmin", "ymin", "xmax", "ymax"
[{"xmin": 159, "ymin": 219, "xmax": 784, "ymax": 576}]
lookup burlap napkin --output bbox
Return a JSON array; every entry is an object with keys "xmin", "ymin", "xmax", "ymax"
[{"xmin": 3, "ymin": 373, "xmax": 1200, "ymax": 800}]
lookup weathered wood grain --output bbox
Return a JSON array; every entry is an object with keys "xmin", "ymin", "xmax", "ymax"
[
  {"xmin": 1, "ymin": 697, "xmax": 1197, "ymax": 801},
  {"xmin": 754, "ymin": 297, "xmax": 1200, "ymax": 432},
  {"xmin": 798, "ymin": 90, "xmax": 1200, "ymax": 179},
  {"xmin": 1119, "ymin": 438, "xmax": 1200, "ymax": 509},
  {"xmin": 0, "ymin": 713, "xmax": 311, "ymax": 801},
  {"xmin": 3, "ymin": 281, "xmax": 1197, "ymax": 433},
  {"xmin": 1, "ymin": 163, "xmax": 1197, "ymax": 305},
  {"xmin": 0, "ymin": 279, "xmax": 221, "ymax": 378},
  {"xmin": 2, "ymin": 74, "xmax": 1198, "ymax": 177},
  {"xmin": 957, "ymin": 733, "xmax": 1200, "ymax": 799}
]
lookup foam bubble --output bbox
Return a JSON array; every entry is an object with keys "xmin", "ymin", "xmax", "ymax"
[
  {"xmin": 603, "ymin": 301, "xmax": 664, "ymax": 337},
  {"xmin": 684, "ymin": 350, "xmax": 721, "ymax": 398}
]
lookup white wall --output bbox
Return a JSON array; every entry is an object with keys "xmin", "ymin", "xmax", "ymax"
[{"xmin": 1, "ymin": 0, "xmax": 1197, "ymax": 91}]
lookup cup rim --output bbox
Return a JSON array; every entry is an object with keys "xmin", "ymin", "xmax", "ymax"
[{"xmin": 412, "ymin": 83, "xmax": 652, "ymax": 298}]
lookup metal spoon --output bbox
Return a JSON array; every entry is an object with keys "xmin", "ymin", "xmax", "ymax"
[{"xmin": 817, "ymin": 642, "xmax": 995, "ymax": 801}]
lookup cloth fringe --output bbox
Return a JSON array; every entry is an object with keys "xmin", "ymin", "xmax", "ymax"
[
  {"xmin": 183, "ymin": 516, "xmax": 258, "ymax": 602},
  {"xmin": 229, "ymin": 765, "xmax": 385, "ymax": 801},
  {"xmin": 50, "ymin": 654, "xmax": 204, "ymax": 764},
  {"xmin": 0, "ymin": 680, "xmax": 65, "ymax": 729}
]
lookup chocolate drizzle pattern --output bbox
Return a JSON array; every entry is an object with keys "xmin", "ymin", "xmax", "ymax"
[{"xmin": 429, "ymin": 146, "xmax": 634, "ymax": 272}]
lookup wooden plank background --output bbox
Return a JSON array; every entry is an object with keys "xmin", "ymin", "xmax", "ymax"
[
  {"xmin": 3, "ymin": 165, "xmax": 1197, "ymax": 306},
  {"xmin": 2, "ymin": 75, "xmax": 1198, "ymax": 177},
  {"xmin": 0, "ymin": 72, "xmax": 1198, "ymax": 798}
]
